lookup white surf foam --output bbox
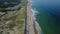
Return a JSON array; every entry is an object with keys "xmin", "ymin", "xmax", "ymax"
[{"xmin": 31, "ymin": 8, "xmax": 42, "ymax": 34}]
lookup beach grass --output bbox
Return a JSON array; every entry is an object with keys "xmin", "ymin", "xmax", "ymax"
[
  {"xmin": 9, "ymin": 4, "xmax": 26, "ymax": 34},
  {"xmin": 23, "ymin": 0, "xmax": 27, "ymax": 3},
  {"xmin": 15, "ymin": 6, "xmax": 26, "ymax": 34},
  {"xmin": 16, "ymin": 0, "xmax": 27, "ymax": 34},
  {"xmin": 0, "ymin": 0, "xmax": 27, "ymax": 34}
]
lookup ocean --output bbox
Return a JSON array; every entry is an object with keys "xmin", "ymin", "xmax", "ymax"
[{"xmin": 31, "ymin": 0, "xmax": 60, "ymax": 34}]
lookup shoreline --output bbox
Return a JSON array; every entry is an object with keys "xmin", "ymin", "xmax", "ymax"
[
  {"xmin": 26, "ymin": 0, "xmax": 38, "ymax": 34},
  {"xmin": 29, "ymin": 0, "xmax": 42, "ymax": 34},
  {"xmin": 26, "ymin": 0, "xmax": 35, "ymax": 34},
  {"xmin": 31, "ymin": 8, "xmax": 42, "ymax": 34},
  {"xmin": 26, "ymin": 0, "xmax": 42, "ymax": 34}
]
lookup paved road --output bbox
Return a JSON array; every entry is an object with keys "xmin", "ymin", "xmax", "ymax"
[{"xmin": 26, "ymin": 0, "xmax": 35, "ymax": 34}]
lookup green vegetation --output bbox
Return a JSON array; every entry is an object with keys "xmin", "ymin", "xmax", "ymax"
[
  {"xmin": 17, "ymin": 0, "xmax": 27, "ymax": 33},
  {"xmin": 0, "ymin": 0, "xmax": 27, "ymax": 34},
  {"xmin": 14, "ymin": 0, "xmax": 27, "ymax": 34},
  {"xmin": 16, "ymin": 0, "xmax": 27, "ymax": 33},
  {"xmin": 23, "ymin": 0, "xmax": 27, "ymax": 5},
  {"xmin": 8, "ymin": 1, "xmax": 27, "ymax": 34},
  {"xmin": 0, "ymin": 8, "xmax": 6, "ymax": 11},
  {"xmin": 16, "ymin": 6, "xmax": 26, "ymax": 34}
]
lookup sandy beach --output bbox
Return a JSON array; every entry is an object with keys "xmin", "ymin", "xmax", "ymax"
[{"xmin": 26, "ymin": 0, "xmax": 38, "ymax": 34}]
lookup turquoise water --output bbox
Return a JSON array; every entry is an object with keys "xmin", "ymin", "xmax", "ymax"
[{"xmin": 31, "ymin": 0, "xmax": 60, "ymax": 34}]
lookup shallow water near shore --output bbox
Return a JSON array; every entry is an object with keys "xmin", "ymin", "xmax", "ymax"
[{"xmin": 31, "ymin": 0, "xmax": 60, "ymax": 34}]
